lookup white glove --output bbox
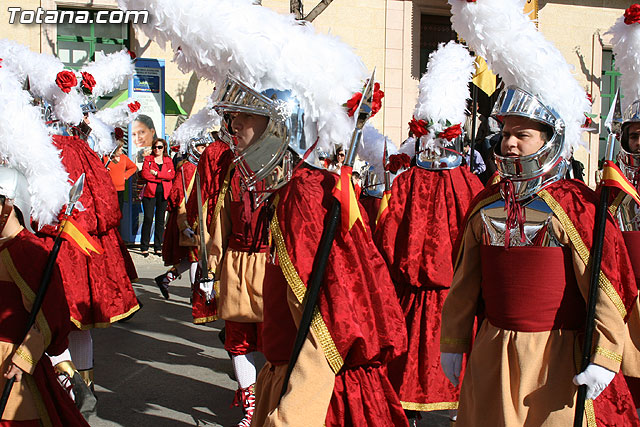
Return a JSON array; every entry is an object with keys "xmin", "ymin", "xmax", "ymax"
[
  {"xmin": 199, "ymin": 278, "xmax": 216, "ymax": 302},
  {"xmin": 441, "ymin": 352, "xmax": 463, "ymax": 387},
  {"xmin": 183, "ymin": 227, "xmax": 196, "ymax": 239},
  {"xmin": 573, "ymin": 363, "xmax": 616, "ymax": 400}
]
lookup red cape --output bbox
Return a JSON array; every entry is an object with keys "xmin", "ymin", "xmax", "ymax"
[
  {"xmin": 0, "ymin": 229, "xmax": 88, "ymax": 426},
  {"xmin": 163, "ymin": 161, "xmax": 197, "ymax": 266},
  {"xmin": 375, "ymin": 166, "xmax": 484, "ymax": 289}
]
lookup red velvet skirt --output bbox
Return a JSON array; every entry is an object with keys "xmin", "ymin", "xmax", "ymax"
[
  {"xmin": 40, "ymin": 228, "xmax": 139, "ymax": 329},
  {"xmin": 325, "ymin": 364, "xmax": 409, "ymax": 427},
  {"xmin": 162, "ymin": 209, "xmax": 190, "ymax": 267},
  {"xmin": 387, "ymin": 284, "xmax": 460, "ymax": 410}
]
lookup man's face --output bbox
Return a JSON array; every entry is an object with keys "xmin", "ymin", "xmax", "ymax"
[
  {"xmin": 231, "ymin": 113, "xmax": 269, "ymax": 151},
  {"xmin": 628, "ymin": 122, "xmax": 640, "ymax": 153},
  {"xmin": 500, "ymin": 116, "xmax": 547, "ymax": 157}
]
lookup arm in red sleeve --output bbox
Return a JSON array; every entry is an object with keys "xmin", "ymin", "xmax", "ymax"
[
  {"xmin": 123, "ymin": 155, "xmax": 138, "ymax": 180},
  {"xmin": 141, "ymin": 157, "xmax": 160, "ymax": 183},
  {"xmin": 156, "ymin": 158, "xmax": 175, "ymax": 180}
]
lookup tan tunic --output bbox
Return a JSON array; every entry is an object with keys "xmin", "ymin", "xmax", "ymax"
[
  {"xmin": 252, "ymin": 282, "xmax": 335, "ymax": 427},
  {"xmin": 206, "ymin": 180, "xmax": 265, "ymax": 322},
  {"xmin": 441, "ymin": 210, "xmax": 627, "ymax": 426}
]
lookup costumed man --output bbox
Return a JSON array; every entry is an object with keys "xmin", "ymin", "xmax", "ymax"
[
  {"xmin": 0, "ymin": 63, "xmax": 88, "ymax": 426},
  {"xmin": 440, "ymin": 0, "xmax": 640, "ymax": 425},
  {"xmin": 119, "ymin": 1, "xmax": 409, "ymax": 425},
  {"xmin": 0, "ymin": 42, "xmax": 141, "ymax": 399},
  {"xmin": 602, "ymin": 4, "xmax": 640, "ymax": 408},
  {"xmin": 155, "ymin": 134, "xmax": 210, "ymax": 299},
  {"xmin": 374, "ymin": 41, "xmax": 484, "ymax": 425}
]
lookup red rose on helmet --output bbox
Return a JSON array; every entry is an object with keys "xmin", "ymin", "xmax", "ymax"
[
  {"xmin": 371, "ymin": 83, "xmax": 384, "ymax": 118},
  {"xmin": 625, "ymin": 4, "xmax": 640, "ymax": 25},
  {"xmin": 438, "ymin": 123, "xmax": 463, "ymax": 141},
  {"xmin": 114, "ymin": 127, "xmax": 124, "ymax": 140},
  {"xmin": 385, "ymin": 153, "xmax": 412, "ymax": 173},
  {"xmin": 0, "ymin": 58, "xmax": 3, "ymax": 68},
  {"xmin": 408, "ymin": 116, "xmax": 429, "ymax": 138},
  {"xmin": 128, "ymin": 101, "xmax": 141, "ymax": 113},
  {"xmin": 80, "ymin": 72, "xmax": 96, "ymax": 95},
  {"xmin": 466, "ymin": 0, "xmax": 477, "ymax": 2},
  {"xmin": 346, "ymin": 92, "xmax": 362, "ymax": 117},
  {"xmin": 127, "ymin": 50, "xmax": 137, "ymax": 60},
  {"xmin": 56, "ymin": 70, "xmax": 77, "ymax": 94}
]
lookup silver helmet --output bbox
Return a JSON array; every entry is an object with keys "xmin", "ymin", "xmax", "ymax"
[
  {"xmin": 618, "ymin": 100, "xmax": 640, "ymax": 185},
  {"xmin": 415, "ymin": 133, "xmax": 464, "ymax": 171},
  {"xmin": 361, "ymin": 165, "xmax": 384, "ymax": 198},
  {"xmin": 492, "ymin": 86, "xmax": 569, "ymax": 200},
  {"xmin": 213, "ymin": 75, "xmax": 315, "ymax": 205},
  {"xmin": 0, "ymin": 167, "xmax": 34, "ymax": 233},
  {"xmin": 186, "ymin": 133, "xmax": 214, "ymax": 165}
]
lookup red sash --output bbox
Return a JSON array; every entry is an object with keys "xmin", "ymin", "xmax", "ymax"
[{"xmin": 480, "ymin": 245, "xmax": 585, "ymax": 332}]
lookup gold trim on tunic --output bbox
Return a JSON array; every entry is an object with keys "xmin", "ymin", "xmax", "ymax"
[
  {"xmin": 270, "ymin": 210, "xmax": 344, "ymax": 374},
  {"xmin": 595, "ymin": 346, "xmax": 622, "ymax": 363},
  {"xmin": 401, "ymin": 400, "xmax": 458, "ymax": 412},
  {"xmin": 538, "ymin": 189, "xmax": 627, "ymax": 319}
]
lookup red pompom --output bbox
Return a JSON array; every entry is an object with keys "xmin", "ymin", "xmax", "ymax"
[
  {"xmin": 128, "ymin": 101, "xmax": 141, "ymax": 113},
  {"xmin": 56, "ymin": 70, "xmax": 77, "ymax": 94},
  {"xmin": 408, "ymin": 116, "xmax": 429, "ymax": 138},
  {"xmin": 80, "ymin": 71, "xmax": 96, "ymax": 95},
  {"xmin": 625, "ymin": 4, "xmax": 640, "ymax": 25},
  {"xmin": 386, "ymin": 153, "xmax": 412, "ymax": 173},
  {"xmin": 438, "ymin": 123, "xmax": 463, "ymax": 141}
]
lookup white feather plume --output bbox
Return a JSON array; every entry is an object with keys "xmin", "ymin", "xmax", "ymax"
[
  {"xmin": 87, "ymin": 113, "xmax": 117, "ymax": 156},
  {"xmin": 0, "ymin": 67, "xmax": 70, "ymax": 226},
  {"xmin": 80, "ymin": 50, "xmax": 134, "ymax": 98},
  {"xmin": 118, "ymin": 0, "xmax": 369, "ymax": 153},
  {"xmin": 360, "ymin": 123, "xmax": 398, "ymax": 179},
  {"xmin": 171, "ymin": 99, "xmax": 221, "ymax": 154},
  {"xmin": 0, "ymin": 38, "xmax": 84, "ymax": 125},
  {"xmin": 606, "ymin": 14, "xmax": 640, "ymax": 112},
  {"xmin": 448, "ymin": 0, "xmax": 590, "ymax": 156},
  {"xmin": 95, "ymin": 99, "xmax": 139, "ymax": 129},
  {"xmin": 414, "ymin": 41, "xmax": 474, "ymax": 132}
]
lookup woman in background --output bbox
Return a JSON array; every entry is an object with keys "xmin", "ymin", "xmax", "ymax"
[{"xmin": 140, "ymin": 138, "xmax": 174, "ymax": 257}]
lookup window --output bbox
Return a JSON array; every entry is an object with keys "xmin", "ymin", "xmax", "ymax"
[
  {"xmin": 600, "ymin": 49, "xmax": 621, "ymax": 160},
  {"xmin": 56, "ymin": 9, "xmax": 130, "ymax": 108},
  {"xmin": 419, "ymin": 14, "xmax": 457, "ymax": 75}
]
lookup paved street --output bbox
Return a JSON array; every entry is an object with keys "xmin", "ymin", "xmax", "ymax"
[{"xmin": 86, "ymin": 248, "xmax": 451, "ymax": 426}]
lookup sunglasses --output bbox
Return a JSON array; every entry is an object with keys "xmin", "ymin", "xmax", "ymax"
[{"xmin": 153, "ymin": 145, "xmax": 164, "ymax": 150}]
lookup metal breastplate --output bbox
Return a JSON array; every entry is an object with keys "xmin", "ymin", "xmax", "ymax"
[
  {"xmin": 615, "ymin": 194, "xmax": 640, "ymax": 232},
  {"xmin": 480, "ymin": 195, "xmax": 563, "ymax": 247}
]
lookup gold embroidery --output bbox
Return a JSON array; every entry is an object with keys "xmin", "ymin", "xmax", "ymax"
[
  {"xmin": 608, "ymin": 192, "xmax": 625, "ymax": 217},
  {"xmin": 270, "ymin": 211, "xmax": 344, "ymax": 374},
  {"xmin": 538, "ymin": 190, "xmax": 627, "ymax": 319},
  {"xmin": 70, "ymin": 303, "xmax": 141, "ymax": 330},
  {"xmin": 1, "ymin": 250, "xmax": 52, "ymax": 347},
  {"xmin": 15, "ymin": 347, "xmax": 35, "ymax": 366},
  {"xmin": 595, "ymin": 346, "xmax": 622, "ymax": 363},
  {"xmin": 585, "ymin": 398, "xmax": 597, "ymax": 427},
  {"xmin": 401, "ymin": 401, "xmax": 458, "ymax": 411},
  {"xmin": 25, "ymin": 374, "xmax": 53, "ymax": 427},
  {"xmin": 193, "ymin": 315, "xmax": 218, "ymax": 324}
]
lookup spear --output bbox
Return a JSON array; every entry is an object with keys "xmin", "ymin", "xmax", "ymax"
[
  {"xmin": 279, "ymin": 70, "xmax": 376, "ymax": 400},
  {"xmin": 573, "ymin": 90, "xmax": 620, "ymax": 426},
  {"xmin": 0, "ymin": 174, "xmax": 85, "ymax": 418}
]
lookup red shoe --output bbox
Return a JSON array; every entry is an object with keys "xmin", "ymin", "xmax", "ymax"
[{"xmin": 231, "ymin": 384, "xmax": 255, "ymax": 427}]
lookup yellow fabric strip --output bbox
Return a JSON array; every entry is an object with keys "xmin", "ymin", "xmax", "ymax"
[
  {"xmin": 25, "ymin": 374, "xmax": 53, "ymax": 427},
  {"xmin": 585, "ymin": 399, "xmax": 597, "ymax": 427},
  {"xmin": 401, "ymin": 400, "xmax": 459, "ymax": 412},
  {"xmin": 538, "ymin": 189, "xmax": 627, "ymax": 319},
  {"xmin": 60, "ymin": 219, "xmax": 102, "ymax": 255},
  {"xmin": 608, "ymin": 191, "xmax": 625, "ymax": 217},
  {"xmin": 179, "ymin": 167, "xmax": 198, "ymax": 210},
  {"xmin": 70, "ymin": 303, "xmax": 140, "ymax": 330},
  {"xmin": 375, "ymin": 191, "xmax": 391, "ymax": 226},
  {"xmin": 1, "ymin": 250, "xmax": 52, "ymax": 347},
  {"xmin": 270, "ymin": 210, "xmax": 344, "ymax": 374},
  {"xmin": 595, "ymin": 346, "xmax": 622, "ymax": 363}
]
